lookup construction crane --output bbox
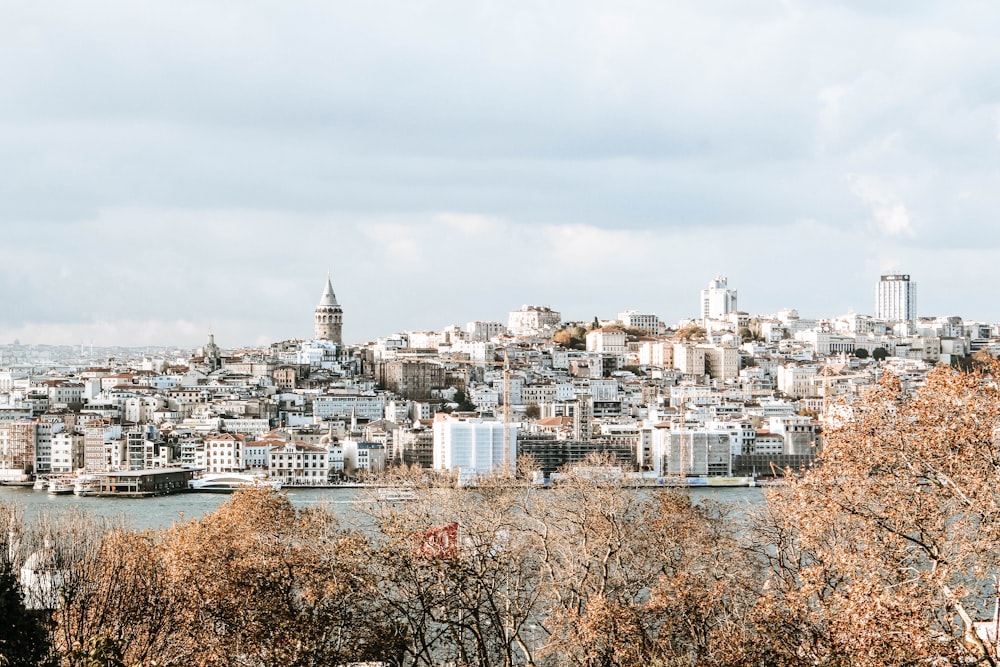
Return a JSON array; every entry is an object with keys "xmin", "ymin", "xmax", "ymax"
[{"xmin": 437, "ymin": 349, "xmax": 515, "ymax": 476}]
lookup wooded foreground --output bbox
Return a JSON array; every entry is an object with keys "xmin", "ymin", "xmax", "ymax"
[{"xmin": 5, "ymin": 363, "xmax": 1000, "ymax": 667}]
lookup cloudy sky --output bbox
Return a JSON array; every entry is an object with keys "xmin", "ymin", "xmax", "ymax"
[{"xmin": 2, "ymin": 0, "xmax": 999, "ymax": 348}]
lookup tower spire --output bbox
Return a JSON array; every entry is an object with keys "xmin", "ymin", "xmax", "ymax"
[{"xmin": 314, "ymin": 273, "xmax": 343, "ymax": 344}]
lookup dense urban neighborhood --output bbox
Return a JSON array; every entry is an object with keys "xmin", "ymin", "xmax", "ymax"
[
  {"xmin": 7, "ymin": 272, "xmax": 1000, "ymax": 665},
  {"xmin": 0, "ymin": 272, "xmax": 983, "ymax": 490}
]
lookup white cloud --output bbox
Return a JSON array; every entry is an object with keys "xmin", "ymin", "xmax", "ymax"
[
  {"xmin": 848, "ymin": 174, "xmax": 915, "ymax": 237},
  {"xmin": 436, "ymin": 212, "xmax": 499, "ymax": 236}
]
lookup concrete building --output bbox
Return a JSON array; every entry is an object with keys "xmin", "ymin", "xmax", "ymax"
[
  {"xmin": 432, "ymin": 414, "xmax": 517, "ymax": 477},
  {"xmin": 701, "ymin": 276, "xmax": 738, "ymax": 321},
  {"xmin": 269, "ymin": 441, "xmax": 329, "ymax": 484},
  {"xmin": 651, "ymin": 427, "xmax": 733, "ymax": 477},
  {"xmin": 466, "ymin": 321, "xmax": 507, "ymax": 341},
  {"xmin": 342, "ymin": 440, "xmax": 387, "ymax": 477},
  {"xmin": 203, "ymin": 433, "xmax": 245, "ymax": 473},
  {"xmin": 585, "ymin": 328, "xmax": 627, "ymax": 355},
  {"xmin": 875, "ymin": 273, "xmax": 916, "ymax": 324},
  {"xmin": 508, "ymin": 305, "xmax": 561, "ymax": 337},
  {"xmin": 375, "ymin": 360, "xmax": 445, "ymax": 400},
  {"xmin": 618, "ymin": 311, "xmax": 661, "ymax": 335},
  {"xmin": 50, "ymin": 431, "xmax": 84, "ymax": 473}
]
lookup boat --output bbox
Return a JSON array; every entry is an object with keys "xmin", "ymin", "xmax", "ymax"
[
  {"xmin": 377, "ymin": 487, "xmax": 417, "ymax": 503},
  {"xmin": 32, "ymin": 477, "xmax": 48, "ymax": 491},
  {"xmin": 73, "ymin": 475, "xmax": 100, "ymax": 496},
  {"xmin": 47, "ymin": 477, "xmax": 74, "ymax": 495},
  {"xmin": 188, "ymin": 473, "xmax": 282, "ymax": 493}
]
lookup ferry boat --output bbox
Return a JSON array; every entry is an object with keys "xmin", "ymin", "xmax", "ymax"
[
  {"xmin": 47, "ymin": 477, "xmax": 74, "ymax": 495},
  {"xmin": 32, "ymin": 477, "xmax": 48, "ymax": 491},
  {"xmin": 73, "ymin": 475, "xmax": 100, "ymax": 496},
  {"xmin": 376, "ymin": 487, "xmax": 417, "ymax": 503},
  {"xmin": 188, "ymin": 473, "xmax": 282, "ymax": 493}
]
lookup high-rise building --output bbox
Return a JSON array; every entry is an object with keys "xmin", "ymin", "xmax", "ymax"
[
  {"xmin": 875, "ymin": 273, "xmax": 916, "ymax": 323},
  {"xmin": 432, "ymin": 414, "xmax": 517, "ymax": 476},
  {"xmin": 314, "ymin": 274, "xmax": 343, "ymax": 344},
  {"xmin": 701, "ymin": 276, "xmax": 737, "ymax": 321}
]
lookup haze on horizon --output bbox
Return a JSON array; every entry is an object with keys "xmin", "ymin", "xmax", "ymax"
[{"xmin": 3, "ymin": 1, "xmax": 1000, "ymax": 348}]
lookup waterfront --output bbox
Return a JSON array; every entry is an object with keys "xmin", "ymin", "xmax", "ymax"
[{"xmin": 0, "ymin": 484, "xmax": 766, "ymax": 531}]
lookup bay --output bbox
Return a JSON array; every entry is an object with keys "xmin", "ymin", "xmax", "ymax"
[{"xmin": 0, "ymin": 484, "xmax": 766, "ymax": 532}]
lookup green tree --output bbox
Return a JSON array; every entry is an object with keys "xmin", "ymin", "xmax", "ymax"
[
  {"xmin": 853, "ymin": 347, "xmax": 869, "ymax": 359},
  {"xmin": 871, "ymin": 346, "xmax": 889, "ymax": 361},
  {"xmin": 0, "ymin": 565, "xmax": 52, "ymax": 667}
]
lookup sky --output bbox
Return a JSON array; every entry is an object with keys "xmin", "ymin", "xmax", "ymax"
[{"xmin": 2, "ymin": 0, "xmax": 1000, "ymax": 348}]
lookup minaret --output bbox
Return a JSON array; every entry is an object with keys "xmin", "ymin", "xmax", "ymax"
[{"xmin": 314, "ymin": 273, "xmax": 343, "ymax": 344}]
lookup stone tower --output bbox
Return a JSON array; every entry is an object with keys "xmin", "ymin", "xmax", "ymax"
[{"xmin": 314, "ymin": 274, "xmax": 343, "ymax": 344}]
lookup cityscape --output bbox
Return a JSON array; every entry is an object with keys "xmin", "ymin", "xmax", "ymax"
[
  {"xmin": 0, "ymin": 269, "xmax": 977, "ymax": 492},
  {"xmin": 7, "ymin": 0, "xmax": 1000, "ymax": 662}
]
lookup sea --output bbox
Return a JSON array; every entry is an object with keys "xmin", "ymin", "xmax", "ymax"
[{"xmin": 0, "ymin": 484, "xmax": 767, "ymax": 532}]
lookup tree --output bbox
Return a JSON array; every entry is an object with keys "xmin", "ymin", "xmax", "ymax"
[
  {"xmin": 452, "ymin": 389, "xmax": 477, "ymax": 413},
  {"xmin": 161, "ymin": 488, "xmax": 400, "ymax": 666},
  {"xmin": 524, "ymin": 461, "xmax": 762, "ymax": 667},
  {"xmin": 0, "ymin": 505, "xmax": 52, "ymax": 667},
  {"xmin": 677, "ymin": 325, "xmax": 706, "ymax": 342},
  {"xmin": 524, "ymin": 404, "xmax": 541, "ymax": 420},
  {"xmin": 754, "ymin": 363, "xmax": 1000, "ymax": 664},
  {"xmin": 871, "ymin": 346, "xmax": 889, "ymax": 362},
  {"xmin": 853, "ymin": 347, "xmax": 869, "ymax": 359},
  {"xmin": 552, "ymin": 327, "xmax": 587, "ymax": 350}
]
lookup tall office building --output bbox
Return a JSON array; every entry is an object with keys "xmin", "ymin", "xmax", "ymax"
[
  {"xmin": 701, "ymin": 276, "xmax": 738, "ymax": 321},
  {"xmin": 875, "ymin": 273, "xmax": 917, "ymax": 324}
]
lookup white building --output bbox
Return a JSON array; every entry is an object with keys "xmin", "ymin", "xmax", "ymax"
[
  {"xmin": 650, "ymin": 426, "xmax": 732, "ymax": 477},
  {"xmin": 313, "ymin": 394, "xmax": 385, "ymax": 421},
  {"xmin": 701, "ymin": 276, "xmax": 738, "ymax": 321},
  {"xmin": 618, "ymin": 311, "xmax": 661, "ymax": 335},
  {"xmin": 50, "ymin": 431, "xmax": 84, "ymax": 473},
  {"xmin": 875, "ymin": 273, "xmax": 916, "ymax": 324},
  {"xmin": 342, "ymin": 440, "xmax": 386, "ymax": 477},
  {"xmin": 432, "ymin": 414, "xmax": 517, "ymax": 477},
  {"xmin": 466, "ymin": 321, "xmax": 507, "ymax": 341},
  {"xmin": 269, "ymin": 441, "xmax": 329, "ymax": 484},
  {"xmin": 203, "ymin": 433, "xmax": 245, "ymax": 473},
  {"xmin": 585, "ymin": 328, "xmax": 627, "ymax": 355},
  {"xmin": 507, "ymin": 305, "xmax": 561, "ymax": 338}
]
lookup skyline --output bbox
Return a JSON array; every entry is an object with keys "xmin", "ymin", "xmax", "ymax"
[{"xmin": 4, "ymin": 1, "xmax": 1000, "ymax": 347}]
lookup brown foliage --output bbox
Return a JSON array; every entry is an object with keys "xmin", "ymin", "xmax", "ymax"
[{"xmin": 754, "ymin": 363, "xmax": 1000, "ymax": 665}]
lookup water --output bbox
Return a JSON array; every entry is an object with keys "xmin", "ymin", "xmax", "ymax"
[
  {"xmin": 0, "ymin": 485, "xmax": 371, "ymax": 531},
  {"xmin": 0, "ymin": 484, "xmax": 767, "ymax": 532}
]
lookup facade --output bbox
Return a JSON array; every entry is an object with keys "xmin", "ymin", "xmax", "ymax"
[
  {"xmin": 701, "ymin": 276, "xmax": 738, "ymax": 321},
  {"xmin": 618, "ymin": 311, "xmax": 661, "ymax": 335},
  {"xmin": 203, "ymin": 433, "xmax": 245, "ymax": 473},
  {"xmin": 50, "ymin": 431, "xmax": 84, "ymax": 473},
  {"xmin": 432, "ymin": 414, "xmax": 517, "ymax": 476},
  {"xmin": 466, "ymin": 321, "xmax": 507, "ymax": 341},
  {"xmin": 375, "ymin": 360, "xmax": 445, "ymax": 400},
  {"xmin": 507, "ymin": 305, "xmax": 561, "ymax": 337},
  {"xmin": 875, "ymin": 273, "xmax": 917, "ymax": 324},
  {"xmin": 269, "ymin": 441, "xmax": 329, "ymax": 484},
  {"xmin": 314, "ymin": 274, "xmax": 344, "ymax": 344},
  {"xmin": 342, "ymin": 440, "xmax": 387, "ymax": 477},
  {"xmin": 651, "ymin": 428, "xmax": 733, "ymax": 477},
  {"xmin": 585, "ymin": 328, "xmax": 627, "ymax": 355}
]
